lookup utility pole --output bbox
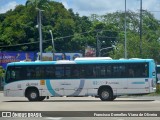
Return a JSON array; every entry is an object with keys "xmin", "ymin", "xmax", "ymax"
[
  {"xmin": 97, "ymin": 35, "xmax": 102, "ymax": 57},
  {"xmin": 38, "ymin": 8, "xmax": 43, "ymax": 61},
  {"xmin": 124, "ymin": 0, "xmax": 127, "ymax": 59},
  {"xmin": 96, "ymin": 33, "xmax": 99, "ymax": 57},
  {"xmin": 140, "ymin": 0, "xmax": 142, "ymax": 57}
]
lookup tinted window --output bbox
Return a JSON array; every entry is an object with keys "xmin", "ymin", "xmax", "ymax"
[{"xmin": 5, "ymin": 62, "xmax": 149, "ymax": 83}]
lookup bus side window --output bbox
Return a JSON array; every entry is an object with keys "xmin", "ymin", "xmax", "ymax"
[
  {"xmin": 26, "ymin": 66, "xmax": 36, "ymax": 79},
  {"xmin": 86, "ymin": 65, "xmax": 93, "ymax": 78},
  {"xmin": 65, "ymin": 66, "xmax": 71, "ymax": 78},
  {"xmin": 128, "ymin": 68, "xmax": 134, "ymax": 77},
  {"xmin": 101, "ymin": 66, "xmax": 106, "ymax": 77},
  {"xmin": 72, "ymin": 67, "xmax": 79, "ymax": 78},
  {"xmin": 35, "ymin": 67, "xmax": 40, "ymax": 78},
  {"xmin": 106, "ymin": 65, "xmax": 112, "ymax": 78},
  {"xmin": 79, "ymin": 66, "xmax": 85, "ymax": 78},
  {"xmin": 94, "ymin": 66, "xmax": 100, "ymax": 77},
  {"xmin": 40, "ymin": 67, "xmax": 45, "ymax": 78},
  {"xmin": 46, "ymin": 66, "xmax": 55, "ymax": 79},
  {"xmin": 113, "ymin": 65, "xmax": 121, "ymax": 78},
  {"xmin": 55, "ymin": 66, "xmax": 64, "ymax": 79}
]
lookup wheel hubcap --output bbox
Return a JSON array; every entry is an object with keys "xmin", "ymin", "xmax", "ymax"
[
  {"xmin": 31, "ymin": 92, "xmax": 37, "ymax": 99},
  {"xmin": 102, "ymin": 91, "xmax": 109, "ymax": 99}
]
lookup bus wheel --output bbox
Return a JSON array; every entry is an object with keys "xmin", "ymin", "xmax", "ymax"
[
  {"xmin": 38, "ymin": 96, "xmax": 46, "ymax": 101},
  {"xmin": 99, "ymin": 88, "xmax": 113, "ymax": 101},
  {"xmin": 27, "ymin": 89, "xmax": 39, "ymax": 101}
]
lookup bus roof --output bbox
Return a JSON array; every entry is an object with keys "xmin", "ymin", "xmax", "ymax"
[
  {"xmin": 75, "ymin": 59, "xmax": 154, "ymax": 64},
  {"xmin": 75, "ymin": 57, "xmax": 112, "ymax": 60},
  {"xmin": 6, "ymin": 58, "xmax": 154, "ymax": 67}
]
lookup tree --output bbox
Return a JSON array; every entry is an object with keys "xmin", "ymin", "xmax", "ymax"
[
  {"xmin": 105, "ymin": 11, "xmax": 160, "ymax": 62},
  {"xmin": 26, "ymin": 0, "xmax": 51, "ymax": 9},
  {"xmin": 1, "ymin": 1, "xmax": 160, "ymax": 63}
]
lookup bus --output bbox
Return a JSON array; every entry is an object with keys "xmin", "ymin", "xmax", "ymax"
[{"xmin": 4, "ymin": 58, "xmax": 156, "ymax": 101}]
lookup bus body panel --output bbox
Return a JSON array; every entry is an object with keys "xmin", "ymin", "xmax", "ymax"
[{"xmin": 4, "ymin": 78, "xmax": 154, "ymax": 97}]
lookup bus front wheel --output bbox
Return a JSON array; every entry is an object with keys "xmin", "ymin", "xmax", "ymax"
[
  {"xmin": 99, "ymin": 88, "xmax": 113, "ymax": 101},
  {"xmin": 27, "ymin": 89, "xmax": 39, "ymax": 101}
]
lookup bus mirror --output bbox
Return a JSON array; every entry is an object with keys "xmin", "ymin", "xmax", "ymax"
[{"xmin": 152, "ymin": 72, "xmax": 156, "ymax": 76}]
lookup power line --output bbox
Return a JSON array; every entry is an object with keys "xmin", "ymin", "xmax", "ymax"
[
  {"xmin": 148, "ymin": 10, "xmax": 160, "ymax": 13},
  {"xmin": 0, "ymin": 29, "xmax": 119, "ymax": 48},
  {"xmin": 0, "ymin": 41, "xmax": 40, "ymax": 48},
  {"xmin": 0, "ymin": 32, "xmax": 89, "ymax": 48}
]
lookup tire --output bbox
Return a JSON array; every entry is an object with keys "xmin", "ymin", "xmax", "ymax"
[
  {"xmin": 38, "ymin": 96, "xmax": 46, "ymax": 101},
  {"xmin": 99, "ymin": 88, "xmax": 113, "ymax": 101},
  {"xmin": 27, "ymin": 89, "xmax": 39, "ymax": 101}
]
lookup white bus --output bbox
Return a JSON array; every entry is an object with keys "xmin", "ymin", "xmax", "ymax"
[{"xmin": 4, "ymin": 58, "xmax": 156, "ymax": 101}]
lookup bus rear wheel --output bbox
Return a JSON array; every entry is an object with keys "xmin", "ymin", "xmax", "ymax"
[
  {"xmin": 27, "ymin": 89, "xmax": 39, "ymax": 101},
  {"xmin": 99, "ymin": 88, "xmax": 113, "ymax": 101}
]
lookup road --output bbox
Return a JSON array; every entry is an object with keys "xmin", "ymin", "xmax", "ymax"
[{"xmin": 0, "ymin": 92, "xmax": 160, "ymax": 120}]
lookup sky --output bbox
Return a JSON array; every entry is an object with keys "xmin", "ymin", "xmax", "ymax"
[{"xmin": 0, "ymin": 0, "xmax": 160, "ymax": 19}]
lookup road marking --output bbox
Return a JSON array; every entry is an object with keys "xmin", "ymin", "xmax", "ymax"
[{"xmin": 45, "ymin": 117, "xmax": 62, "ymax": 120}]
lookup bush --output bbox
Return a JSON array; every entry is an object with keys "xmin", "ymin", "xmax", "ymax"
[
  {"xmin": 0, "ymin": 66, "xmax": 4, "ymax": 91},
  {"xmin": 156, "ymin": 84, "xmax": 160, "ymax": 94}
]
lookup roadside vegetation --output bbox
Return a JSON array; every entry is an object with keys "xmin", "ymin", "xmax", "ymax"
[
  {"xmin": 156, "ymin": 84, "xmax": 160, "ymax": 94},
  {"xmin": 0, "ymin": 67, "xmax": 4, "ymax": 90},
  {"xmin": 0, "ymin": 1, "xmax": 160, "ymax": 62}
]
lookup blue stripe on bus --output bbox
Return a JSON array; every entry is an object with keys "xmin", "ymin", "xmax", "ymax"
[
  {"xmin": 46, "ymin": 79, "xmax": 85, "ymax": 96},
  {"xmin": 70, "ymin": 80, "xmax": 85, "ymax": 96},
  {"xmin": 132, "ymin": 82, "xmax": 145, "ymax": 84},
  {"xmin": 46, "ymin": 80, "xmax": 55, "ymax": 96}
]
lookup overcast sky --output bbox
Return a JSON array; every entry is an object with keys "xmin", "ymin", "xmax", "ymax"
[{"xmin": 0, "ymin": 0, "xmax": 160, "ymax": 19}]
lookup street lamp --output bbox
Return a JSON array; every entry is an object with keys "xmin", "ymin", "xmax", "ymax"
[
  {"xmin": 49, "ymin": 30, "xmax": 55, "ymax": 60},
  {"xmin": 49, "ymin": 30, "xmax": 55, "ymax": 52},
  {"xmin": 97, "ymin": 39, "xmax": 105, "ymax": 57},
  {"xmin": 99, "ymin": 46, "xmax": 114, "ymax": 57},
  {"xmin": 96, "ymin": 30, "xmax": 116, "ymax": 57}
]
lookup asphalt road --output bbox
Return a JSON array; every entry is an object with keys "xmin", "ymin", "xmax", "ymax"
[{"xmin": 0, "ymin": 92, "xmax": 160, "ymax": 120}]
